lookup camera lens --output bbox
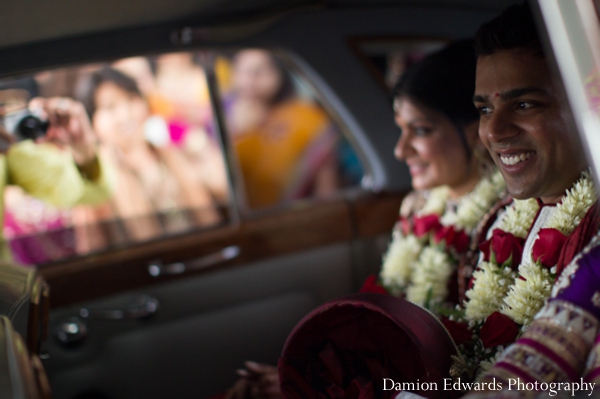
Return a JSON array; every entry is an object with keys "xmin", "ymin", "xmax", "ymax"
[{"xmin": 17, "ymin": 115, "xmax": 49, "ymax": 140}]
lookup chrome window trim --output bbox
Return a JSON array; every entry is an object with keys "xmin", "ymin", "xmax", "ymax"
[
  {"xmin": 534, "ymin": 0, "xmax": 600, "ymax": 181},
  {"xmin": 277, "ymin": 50, "xmax": 376, "ymax": 191}
]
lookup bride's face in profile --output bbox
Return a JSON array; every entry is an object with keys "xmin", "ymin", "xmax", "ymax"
[{"xmin": 394, "ymin": 97, "xmax": 480, "ymax": 197}]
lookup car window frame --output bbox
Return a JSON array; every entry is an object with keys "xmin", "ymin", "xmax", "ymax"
[{"xmin": 532, "ymin": 0, "xmax": 600, "ymax": 182}]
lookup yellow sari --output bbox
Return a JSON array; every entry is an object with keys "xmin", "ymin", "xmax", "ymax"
[{"xmin": 233, "ymin": 100, "xmax": 335, "ymax": 209}]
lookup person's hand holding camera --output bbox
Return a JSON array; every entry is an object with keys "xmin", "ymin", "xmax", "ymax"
[{"xmin": 29, "ymin": 97, "xmax": 100, "ymax": 180}]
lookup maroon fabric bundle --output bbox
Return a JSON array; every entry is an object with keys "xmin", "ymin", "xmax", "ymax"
[
  {"xmin": 279, "ymin": 293, "xmax": 460, "ymax": 399},
  {"xmin": 555, "ymin": 202, "xmax": 600, "ymax": 277}
]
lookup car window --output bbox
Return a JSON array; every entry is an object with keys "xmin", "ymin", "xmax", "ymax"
[
  {"xmin": 0, "ymin": 48, "xmax": 366, "ymax": 265},
  {"xmin": 216, "ymin": 49, "xmax": 364, "ymax": 211},
  {"xmin": 0, "ymin": 53, "xmax": 230, "ymax": 266}
]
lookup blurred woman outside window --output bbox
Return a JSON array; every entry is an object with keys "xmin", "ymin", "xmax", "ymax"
[{"xmin": 227, "ymin": 49, "xmax": 345, "ymax": 209}]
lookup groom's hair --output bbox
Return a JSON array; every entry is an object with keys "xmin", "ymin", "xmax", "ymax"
[{"xmin": 474, "ymin": 2, "xmax": 544, "ymax": 58}]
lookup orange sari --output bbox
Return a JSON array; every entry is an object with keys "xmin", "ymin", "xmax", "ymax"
[{"xmin": 233, "ymin": 100, "xmax": 337, "ymax": 209}]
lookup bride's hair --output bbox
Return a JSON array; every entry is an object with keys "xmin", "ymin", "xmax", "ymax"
[{"xmin": 393, "ymin": 39, "xmax": 479, "ymax": 155}]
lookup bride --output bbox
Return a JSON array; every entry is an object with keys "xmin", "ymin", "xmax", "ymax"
[{"xmin": 370, "ymin": 40, "xmax": 506, "ymax": 312}]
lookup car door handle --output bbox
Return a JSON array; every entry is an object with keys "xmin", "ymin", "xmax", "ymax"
[
  {"xmin": 147, "ymin": 245, "xmax": 240, "ymax": 277},
  {"xmin": 79, "ymin": 295, "xmax": 159, "ymax": 320}
]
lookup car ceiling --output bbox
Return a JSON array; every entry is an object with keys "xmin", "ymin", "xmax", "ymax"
[{"xmin": 1, "ymin": 0, "xmax": 518, "ymax": 50}]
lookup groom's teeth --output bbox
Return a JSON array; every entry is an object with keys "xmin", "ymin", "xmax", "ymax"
[{"xmin": 500, "ymin": 152, "xmax": 532, "ymax": 166}]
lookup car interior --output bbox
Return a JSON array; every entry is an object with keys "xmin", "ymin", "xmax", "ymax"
[{"xmin": 2, "ymin": 0, "xmax": 599, "ymax": 398}]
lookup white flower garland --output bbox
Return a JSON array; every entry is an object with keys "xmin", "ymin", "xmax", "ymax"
[
  {"xmin": 441, "ymin": 171, "xmax": 506, "ymax": 230},
  {"xmin": 406, "ymin": 246, "xmax": 453, "ymax": 307},
  {"xmin": 547, "ymin": 172, "xmax": 597, "ymax": 234},
  {"xmin": 421, "ymin": 186, "xmax": 450, "ymax": 216},
  {"xmin": 460, "ymin": 172, "xmax": 597, "ymax": 374},
  {"xmin": 500, "ymin": 262, "xmax": 553, "ymax": 325},
  {"xmin": 380, "ymin": 233, "xmax": 422, "ymax": 296},
  {"xmin": 497, "ymin": 198, "xmax": 540, "ymax": 239},
  {"xmin": 381, "ymin": 170, "xmax": 506, "ymax": 308},
  {"xmin": 380, "ymin": 186, "xmax": 448, "ymax": 296},
  {"xmin": 464, "ymin": 261, "xmax": 518, "ymax": 322},
  {"xmin": 500, "ymin": 172, "xmax": 596, "ymax": 326},
  {"xmin": 464, "ymin": 198, "xmax": 540, "ymax": 322}
]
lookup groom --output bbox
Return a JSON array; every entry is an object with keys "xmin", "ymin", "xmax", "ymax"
[
  {"xmin": 458, "ymin": 3, "xmax": 600, "ymax": 395},
  {"xmin": 462, "ymin": 2, "xmax": 600, "ymax": 307}
]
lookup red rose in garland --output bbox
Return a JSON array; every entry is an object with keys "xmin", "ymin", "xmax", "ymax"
[
  {"xmin": 441, "ymin": 318, "xmax": 472, "ymax": 346},
  {"xmin": 434, "ymin": 225, "xmax": 470, "ymax": 254},
  {"xmin": 532, "ymin": 228, "xmax": 568, "ymax": 268},
  {"xmin": 480, "ymin": 311, "xmax": 520, "ymax": 349},
  {"xmin": 359, "ymin": 275, "xmax": 388, "ymax": 295},
  {"xmin": 479, "ymin": 229, "xmax": 524, "ymax": 269},
  {"xmin": 413, "ymin": 214, "xmax": 442, "ymax": 238}
]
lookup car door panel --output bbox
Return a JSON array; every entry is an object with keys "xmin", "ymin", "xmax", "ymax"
[
  {"xmin": 45, "ymin": 242, "xmax": 353, "ymax": 399},
  {"xmin": 50, "ymin": 292, "xmax": 315, "ymax": 399}
]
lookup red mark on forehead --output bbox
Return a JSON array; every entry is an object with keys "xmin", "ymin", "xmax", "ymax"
[{"xmin": 494, "ymin": 92, "xmax": 500, "ymax": 98}]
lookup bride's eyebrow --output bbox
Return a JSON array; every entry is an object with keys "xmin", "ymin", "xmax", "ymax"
[{"xmin": 409, "ymin": 117, "xmax": 430, "ymax": 122}]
